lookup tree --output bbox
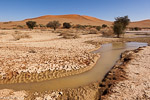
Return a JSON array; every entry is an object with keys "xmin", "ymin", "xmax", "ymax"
[
  {"xmin": 26, "ymin": 21, "xmax": 36, "ymax": 29},
  {"xmin": 63, "ymin": 22, "xmax": 71, "ymax": 29},
  {"xmin": 102, "ymin": 24, "xmax": 107, "ymax": 28},
  {"xmin": 96, "ymin": 26, "xmax": 101, "ymax": 31},
  {"xmin": 113, "ymin": 16, "xmax": 130, "ymax": 38},
  {"xmin": 113, "ymin": 23, "xmax": 123, "ymax": 38},
  {"xmin": 46, "ymin": 21, "xmax": 61, "ymax": 30}
]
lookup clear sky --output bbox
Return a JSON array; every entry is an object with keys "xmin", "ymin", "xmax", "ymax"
[{"xmin": 0, "ymin": 0, "xmax": 150, "ymax": 22}]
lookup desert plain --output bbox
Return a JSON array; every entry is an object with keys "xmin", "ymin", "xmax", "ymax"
[{"xmin": 0, "ymin": 14, "xmax": 150, "ymax": 100}]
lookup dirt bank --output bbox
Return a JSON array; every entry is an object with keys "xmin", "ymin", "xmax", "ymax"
[{"xmin": 99, "ymin": 46, "xmax": 150, "ymax": 100}]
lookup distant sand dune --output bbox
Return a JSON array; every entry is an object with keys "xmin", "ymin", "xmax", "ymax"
[
  {"xmin": 129, "ymin": 19, "xmax": 150, "ymax": 28},
  {"xmin": 0, "ymin": 14, "xmax": 150, "ymax": 28}
]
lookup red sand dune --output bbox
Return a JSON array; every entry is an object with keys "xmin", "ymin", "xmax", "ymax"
[
  {"xmin": 0, "ymin": 14, "xmax": 112, "ymax": 29},
  {"xmin": 129, "ymin": 19, "xmax": 150, "ymax": 28},
  {"xmin": 0, "ymin": 14, "xmax": 150, "ymax": 29}
]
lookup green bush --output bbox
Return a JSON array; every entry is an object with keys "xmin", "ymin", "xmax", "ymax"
[
  {"xmin": 113, "ymin": 16, "xmax": 130, "ymax": 38},
  {"xmin": 113, "ymin": 23, "xmax": 124, "ymax": 37},
  {"xmin": 26, "ymin": 21, "xmax": 36, "ymax": 29},
  {"xmin": 63, "ymin": 22, "xmax": 71, "ymax": 29},
  {"xmin": 39, "ymin": 24, "xmax": 46, "ymax": 28},
  {"xmin": 96, "ymin": 26, "xmax": 101, "ymax": 31},
  {"xmin": 46, "ymin": 20, "xmax": 61, "ymax": 30},
  {"xmin": 74, "ymin": 24, "xmax": 85, "ymax": 29},
  {"xmin": 134, "ymin": 27, "xmax": 141, "ymax": 31},
  {"xmin": 102, "ymin": 24, "xmax": 107, "ymax": 28}
]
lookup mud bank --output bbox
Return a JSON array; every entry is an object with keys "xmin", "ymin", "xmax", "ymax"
[{"xmin": 99, "ymin": 46, "xmax": 150, "ymax": 100}]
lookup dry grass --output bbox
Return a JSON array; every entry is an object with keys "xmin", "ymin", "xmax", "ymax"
[
  {"xmin": 100, "ymin": 28, "xmax": 114, "ymax": 37},
  {"xmin": 59, "ymin": 29, "xmax": 74, "ymax": 35},
  {"xmin": 28, "ymin": 49, "xmax": 36, "ymax": 53},
  {"xmin": 0, "ymin": 32, "xmax": 7, "ymax": 35},
  {"xmin": 12, "ymin": 31, "xmax": 32, "ymax": 40},
  {"xmin": 59, "ymin": 30, "xmax": 80, "ymax": 39},
  {"xmin": 63, "ymin": 33, "xmax": 80, "ymax": 39},
  {"xmin": 88, "ymin": 29, "xmax": 98, "ymax": 34}
]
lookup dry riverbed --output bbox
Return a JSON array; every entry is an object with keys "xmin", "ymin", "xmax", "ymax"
[
  {"xmin": 0, "ymin": 29, "xmax": 119, "ymax": 99},
  {"xmin": 0, "ymin": 29, "xmax": 150, "ymax": 100},
  {"xmin": 0, "ymin": 29, "xmax": 101, "ymax": 84}
]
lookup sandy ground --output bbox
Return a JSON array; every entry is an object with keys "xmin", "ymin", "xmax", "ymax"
[
  {"xmin": 0, "ymin": 29, "xmax": 121, "ymax": 84},
  {"xmin": 0, "ymin": 29, "xmax": 98, "ymax": 83},
  {"xmin": 0, "ymin": 29, "xmax": 150, "ymax": 99},
  {"xmin": 0, "ymin": 29, "xmax": 119, "ymax": 99},
  {"xmin": 101, "ymin": 46, "xmax": 150, "ymax": 100}
]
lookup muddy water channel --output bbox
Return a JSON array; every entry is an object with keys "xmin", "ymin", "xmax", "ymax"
[{"xmin": 0, "ymin": 42, "xmax": 147, "ymax": 91}]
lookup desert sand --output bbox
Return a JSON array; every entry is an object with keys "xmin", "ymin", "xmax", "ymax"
[
  {"xmin": 0, "ymin": 28, "xmax": 150, "ymax": 100},
  {"xmin": 0, "ymin": 29, "xmax": 119, "ymax": 99},
  {"xmin": 129, "ymin": 19, "xmax": 150, "ymax": 28},
  {"xmin": 0, "ymin": 14, "xmax": 112, "ymax": 29},
  {"xmin": 0, "ymin": 29, "xmax": 102, "ymax": 84},
  {"xmin": 0, "ymin": 14, "xmax": 150, "ymax": 29}
]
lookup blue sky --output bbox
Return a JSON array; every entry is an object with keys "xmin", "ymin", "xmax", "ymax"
[{"xmin": 0, "ymin": 0, "xmax": 150, "ymax": 22}]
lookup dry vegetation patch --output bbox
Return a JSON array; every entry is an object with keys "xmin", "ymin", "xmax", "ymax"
[
  {"xmin": 100, "ymin": 28, "xmax": 114, "ymax": 37},
  {"xmin": 0, "ymin": 32, "xmax": 7, "ymax": 35},
  {"xmin": 58, "ymin": 30, "xmax": 80, "ymax": 39},
  {"xmin": 62, "ymin": 33, "xmax": 80, "ymax": 39},
  {"xmin": 12, "ymin": 31, "xmax": 32, "ymax": 40},
  {"xmin": 88, "ymin": 29, "xmax": 98, "ymax": 34}
]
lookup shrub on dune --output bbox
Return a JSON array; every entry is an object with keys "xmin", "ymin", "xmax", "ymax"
[
  {"xmin": 46, "ymin": 21, "xmax": 61, "ymax": 31},
  {"xmin": 26, "ymin": 21, "xmax": 36, "ymax": 30}
]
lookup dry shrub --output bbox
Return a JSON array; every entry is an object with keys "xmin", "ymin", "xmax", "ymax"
[
  {"xmin": 41, "ymin": 29, "xmax": 48, "ymax": 31},
  {"xmin": 0, "ymin": 32, "xmax": 7, "ymax": 35},
  {"xmin": 3, "ymin": 21, "xmax": 12, "ymax": 24},
  {"xmin": 28, "ymin": 49, "xmax": 36, "ymax": 53},
  {"xmin": 58, "ymin": 29, "xmax": 80, "ymax": 39},
  {"xmin": 59, "ymin": 30, "xmax": 80, "ymax": 39},
  {"xmin": 100, "ymin": 28, "xmax": 114, "ymax": 37},
  {"xmin": 52, "ymin": 30, "xmax": 62, "ymax": 33},
  {"xmin": 12, "ymin": 31, "xmax": 31, "ymax": 40},
  {"xmin": 63, "ymin": 33, "xmax": 80, "ymax": 39},
  {"xmin": 59, "ymin": 32, "xmax": 66, "ymax": 36},
  {"xmin": 59, "ymin": 29, "xmax": 75, "ymax": 36},
  {"xmin": 88, "ymin": 29, "xmax": 98, "ymax": 34}
]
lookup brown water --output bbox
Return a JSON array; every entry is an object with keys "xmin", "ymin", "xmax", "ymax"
[{"xmin": 0, "ymin": 42, "xmax": 147, "ymax": 91}]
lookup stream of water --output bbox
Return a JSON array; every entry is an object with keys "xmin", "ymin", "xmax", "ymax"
[{"xmin": 0, "ymin": 42, "xmax": 147, "ymax": 91}]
